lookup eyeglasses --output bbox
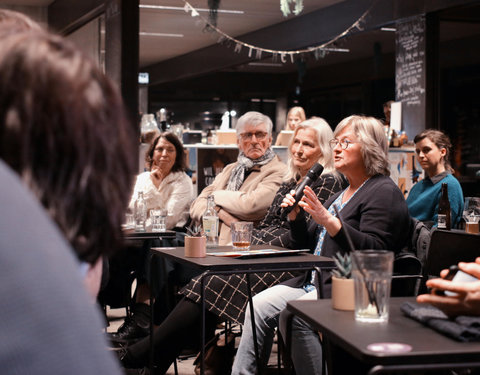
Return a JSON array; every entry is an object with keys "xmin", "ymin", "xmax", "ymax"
[
  {"xmin": 329, "ymin": 139, "xmax": 356, "ymax": 150},
  {"xmin": 239, "ymin": 131, "xmax": 268, "ymax": 141}
]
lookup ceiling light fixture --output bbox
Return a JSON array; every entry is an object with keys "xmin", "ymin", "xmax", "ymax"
[
  {"xmin": 140, "ymin": 4, "xmax": 244, "ymax": 14},
  {"xmin": 248, "ymin": 62, "xmax": 283, "ymax": 67},
  {"xmin": 140, "ymin": 32, "xmax": 184, "ymax": 37},
  {"xmin": 381, "ymin": 27, "xmax": 396, "ymax": 32}
]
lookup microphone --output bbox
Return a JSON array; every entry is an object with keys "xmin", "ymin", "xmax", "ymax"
[{"xmin": 282, "ymin": 163, "xmax": 324, "ymax": 218}]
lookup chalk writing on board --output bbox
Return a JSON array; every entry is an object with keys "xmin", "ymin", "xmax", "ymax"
[{"xmin": 395, "ymin": 17, "xmax": 426, "ymax": 107}]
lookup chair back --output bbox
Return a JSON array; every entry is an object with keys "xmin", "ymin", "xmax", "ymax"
[{"xmin": 424, "ymin": 229, "xmax": 480, "ymax": 277}]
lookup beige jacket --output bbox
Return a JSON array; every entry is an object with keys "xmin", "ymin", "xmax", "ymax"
[{"xmin": 190, "ymin": 155, "xmax": 286, "ymax": 245}]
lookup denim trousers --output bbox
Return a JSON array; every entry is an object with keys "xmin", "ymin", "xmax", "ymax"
[{"xmin": 231, "ymin": 285, "xmax": 312, "ymax": 375}]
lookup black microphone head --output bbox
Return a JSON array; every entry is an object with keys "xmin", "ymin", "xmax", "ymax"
[{"xmin": 306, "ymin": 163, "xmax": 324, "ymax": 180}]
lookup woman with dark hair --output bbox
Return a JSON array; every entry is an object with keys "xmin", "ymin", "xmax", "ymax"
[
  {"xmin": 111, "ymin": 132, "xmax": 193, "ymax": 343},
  {"xmin": 0, "ymin": 24, "xmax": 135, "ymax": 374},
  {"xmin": 407, "ymin": 129, "xmax": 464, "ymax": 228},
  {"xmin": 0, "ymin": 28, "xmax": 136, "ymax": 295},
  {"xmin": 129, "ymin": 132, "xmax": 193, "ymax": 230}
]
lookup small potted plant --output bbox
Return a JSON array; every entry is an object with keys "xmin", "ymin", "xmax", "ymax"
[
  {"xmin": 331, "ymin": 252, "xmax": 355, "ymax": 311},
  {"xmin": 185, "ymin": 224, "xmax": 207, "ymax": 258}
]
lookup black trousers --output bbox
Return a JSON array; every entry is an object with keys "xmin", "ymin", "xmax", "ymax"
[{"xmin": 128, "ymin": 297, "xmax": 217, "ymax": 374}]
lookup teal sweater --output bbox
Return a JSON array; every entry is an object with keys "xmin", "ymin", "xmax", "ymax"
[{"xmin": 406, "ymin": 172, "xmax": 464, "ymax": 227}]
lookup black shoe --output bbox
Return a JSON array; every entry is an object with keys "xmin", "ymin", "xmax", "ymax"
[
  {"xmin": 109, "ymin": 316, "xmax": 149, "ymax": 343},
  {"xmin": 115, "ymin": 346, "xmax": 144, "ymax": 370}
]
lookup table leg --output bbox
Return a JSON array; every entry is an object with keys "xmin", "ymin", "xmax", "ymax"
[
  {"xmin": 200, "ymin": 272, "xmax": 206, "ymax": 375},
  {"xmin": 246, "ymin": 273, "xmax": 262, "ymax": 375},
  {"xmin": 149, "ymin": 252, "xmax": 155, "ymax": 373}
]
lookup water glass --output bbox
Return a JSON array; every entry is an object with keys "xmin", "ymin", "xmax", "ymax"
[
  {"xmin": 231, "ymin": 222, "xmax": 253, "ymax": 251},
  {"xmin": 124, "ymin": 213, "xmax": 135, "ymax": 229},
  {"xmin": 150, "ymin": 209, "xmax": 167, "ymax": 232},
  {"xmin": 352, "ymin": 250, "xmax": 394, "ymax": 323}
]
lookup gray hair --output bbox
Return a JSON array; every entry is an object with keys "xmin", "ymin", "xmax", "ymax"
[
  {"xmin": 236, "ymin": 111, "xmax": 273, "ymax": 136},
  {"xmin": 334, "ymin": 115, "xmax": 390, "ymax": 177},
  {"xmin": 285, "ymin": 118, "xmax": 337, "ymax": 181}
]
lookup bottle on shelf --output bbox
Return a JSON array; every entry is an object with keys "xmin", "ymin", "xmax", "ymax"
[
  {"xmin": 134, "ymin": 191, "xmax": 147, "ymax": 232},
  {"xmin": 202, "ymin": 195, "xmax": 219, "ymax": 247},
  {"xmin": 438, "ymin": 183, "xmax": 451, "ymax": 230}
]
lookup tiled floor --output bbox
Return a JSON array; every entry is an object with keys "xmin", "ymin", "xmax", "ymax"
[{"xmin": 106, "ymin": 306, "xmax": 280, "ymax": 375}]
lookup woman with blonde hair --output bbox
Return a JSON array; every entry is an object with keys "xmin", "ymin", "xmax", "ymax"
[
  {"xmin": 275, "ymin": 106, "xmax": 307, "ymax": 145},
  {"xmin": 253, "ymin": 117, "xmax": 346, "ymax": 246}
]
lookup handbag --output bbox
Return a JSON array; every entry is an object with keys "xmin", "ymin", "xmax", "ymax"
[{"xmin": 194, "ymin": 332, "xmax": 236, "ymax": 375}]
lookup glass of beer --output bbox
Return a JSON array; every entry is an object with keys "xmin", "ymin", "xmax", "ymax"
[{"xmin": 231, "ymin": 221, "xmax": 253, "ymax": 251}]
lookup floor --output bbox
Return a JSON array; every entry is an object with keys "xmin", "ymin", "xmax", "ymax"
[{"xmin": 106, "ymin": 306, "xmax": 281, "ymax": 375}]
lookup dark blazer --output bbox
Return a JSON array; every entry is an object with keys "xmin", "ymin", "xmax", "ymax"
[{"xmin": 285, "ymin": 174, "xmax": 411, "ymax": 290}]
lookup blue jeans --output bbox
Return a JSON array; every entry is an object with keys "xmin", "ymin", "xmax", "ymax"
[{"xmin": 231, "ymin": 285, "xmax": 309, "ymax": 375}]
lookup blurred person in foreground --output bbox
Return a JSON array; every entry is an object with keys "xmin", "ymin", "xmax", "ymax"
[
  {"xmin": 118, "ymin": 117, "xmax": 345, "ymax": 374},
  {"xmin": 190, "ymin": 111, "xmax": 286, "ymax": 244},
  {"xmin": 231, "ymin": 115, "xmax": 411, "ymax": 375},
  {"xmin": 0, "ymin": 20, "xmax": 135, "ymax": 374}
]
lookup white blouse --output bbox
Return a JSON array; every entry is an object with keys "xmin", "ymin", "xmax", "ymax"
[{"xmin": 129, "ymin": 170, "xmax": 193, "ymax": 230}]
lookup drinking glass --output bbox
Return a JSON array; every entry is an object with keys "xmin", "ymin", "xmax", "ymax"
[
  {"xmin": 150, "ymin": 209, "xmax": 167, "ymax": 232},
  {"xmin": 352, "ymin": 250, "xmax": 394, "ymax": 323},
  {"xmin": 463, "ymin": 197, "xmax": 480, "ymax": 234},
  {"xmin": 231, "ymin": 222, "xmax": 253, "ymax": 251}
]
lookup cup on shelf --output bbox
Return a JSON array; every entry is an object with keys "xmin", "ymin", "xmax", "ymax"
[
  {"xmin": 231, "ymin": 221, "xmax": 253, "ymax": 251},
  {"xmin": 352, "ymin": 250, "xmax": 394, "ymax": 323},
  {"xmin": 150, "ymin": 209, "xmax": 167, "ymax": 232}
]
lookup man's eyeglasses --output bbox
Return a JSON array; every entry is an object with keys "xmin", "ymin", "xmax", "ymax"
[
  {"xmin": 239, "ymin": 131, "xmax": 268, "ymax": 141},
  {"xmin": 329, "ymin": 139, "xmax": 356, "ymax": 150}
]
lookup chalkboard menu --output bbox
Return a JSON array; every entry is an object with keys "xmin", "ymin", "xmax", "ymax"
[{"xmin": 395, "ymin": 16, "xmax": 426, "ymax": 139}]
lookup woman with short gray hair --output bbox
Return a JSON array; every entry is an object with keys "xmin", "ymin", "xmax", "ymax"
[{"xmin": 232, "ymin": 115, "xmax": 411, "ymax": 375}]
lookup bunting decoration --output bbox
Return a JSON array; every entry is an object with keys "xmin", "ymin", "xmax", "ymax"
[{"xmin": 182, "ymin": 0, "xmax": 378, "ymax": 64}]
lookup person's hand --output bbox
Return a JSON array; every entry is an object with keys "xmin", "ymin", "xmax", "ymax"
[
  {"xmin": 416, "ymin": 258, "xmax": 480, "ymax": 317},
  {"xmin": 280, "ymin": 189, "xmax": 300, "ymax": 221},
  {"xmin": 150, "ymin": 167, "xmax": 165, "ymax": 188},
  {"xmin": 298, "ymin": 186, "xmax": 341, "ymax": 236}
]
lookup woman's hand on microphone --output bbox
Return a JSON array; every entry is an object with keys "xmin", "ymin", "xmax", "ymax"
[{"xmin": 281, "ymin": 190, "xmax": 300, "ymax": 221}]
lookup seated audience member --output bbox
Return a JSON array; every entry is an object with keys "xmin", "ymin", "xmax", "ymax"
[
  {"xmin": 129, "ymin": 132, "xmax": 193, "ymax": 230},
  {"xmin": 417, "ymin": 258, "xmax": 480, "ymax": 317},
  {"xmin": 117, "ymin": 117, "xmax": 345, "ymax": 374},
  {"xmin": 190, "ymin": 111, "xmax": 286, "ymax": 244},
  {"xmin": 231, "ymin": 115, "xmax": 411, "ymax": 375},
  {"xmin": 275, "ymin": 106, "xmax": 306, "ymax": 145},
  {"xmin": 110, "ymin": 132, "xmax": 193, "ymax": 342},
  {"xmin": 252, "ymin": 117, "xmax": 347, "ymax": 246},
  {"xmin": 0, "ymin": 17, "xmax": 136, "ymax": 374},
  {"xmin": 406, "ymin": 129, "xmax": 464, "ymax": 228}
]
